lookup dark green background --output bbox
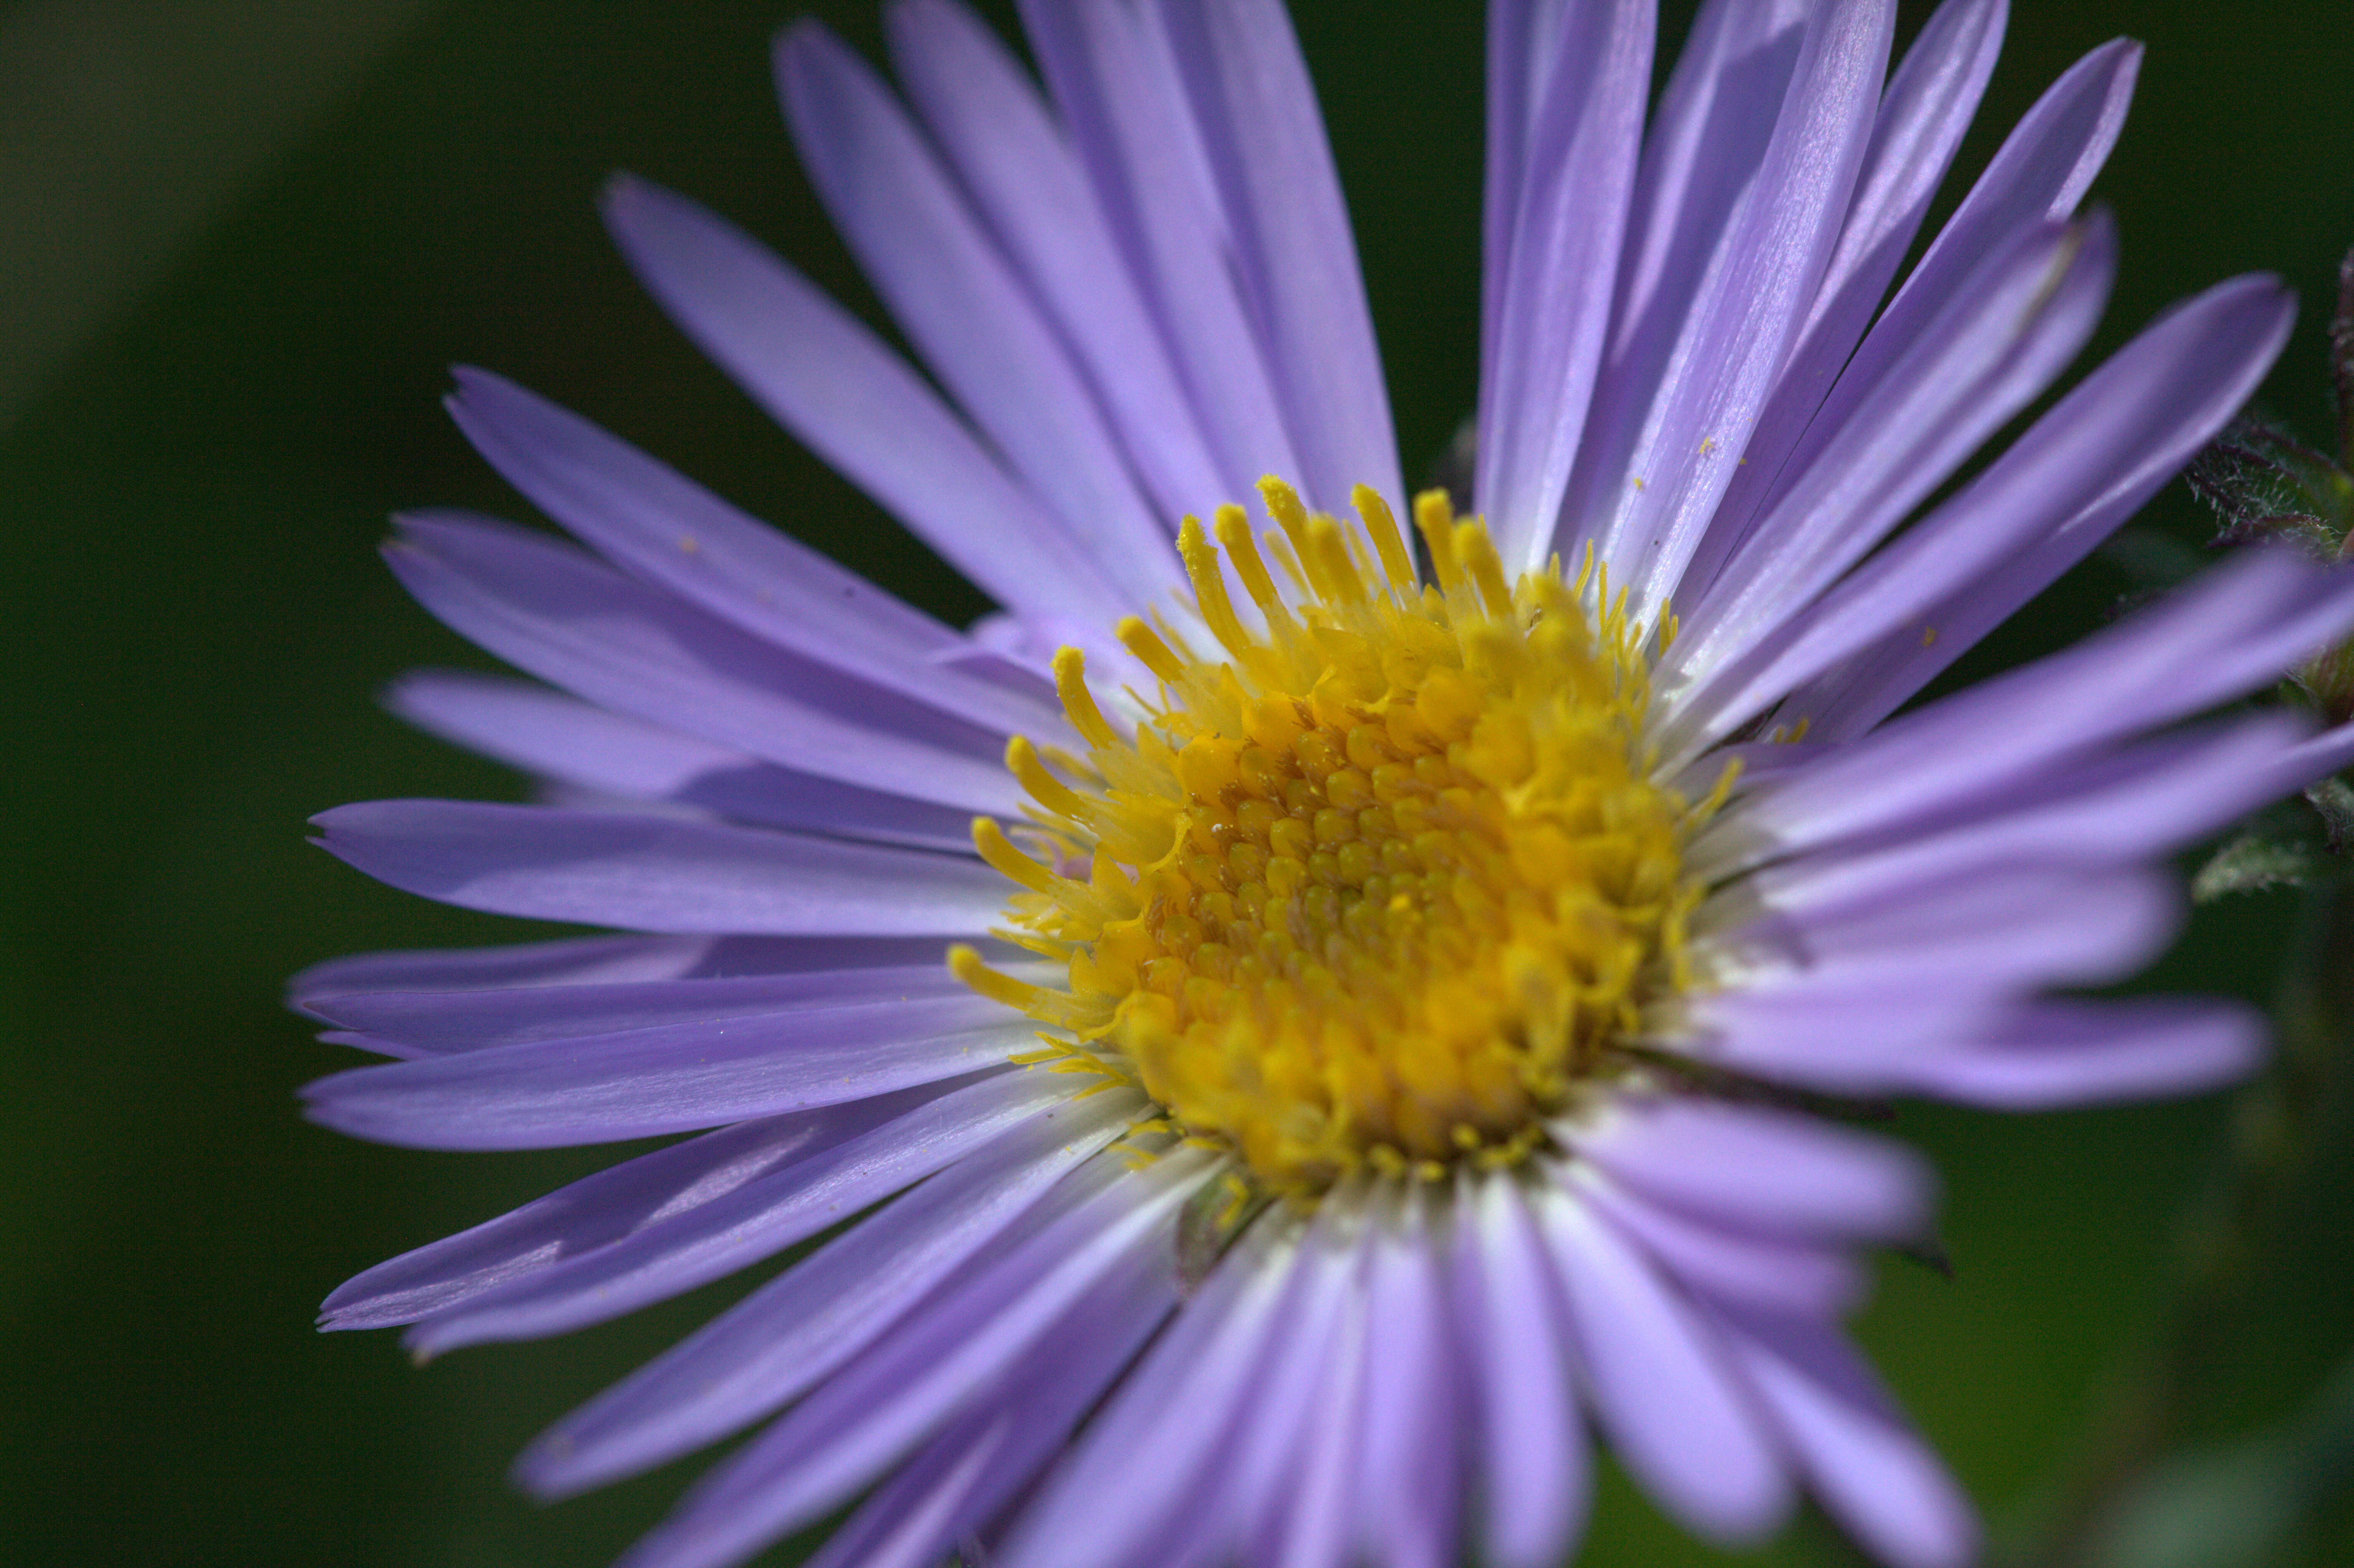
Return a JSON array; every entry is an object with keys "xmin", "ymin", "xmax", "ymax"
[{"xmin": 4, "ymin": 2, "xmax": 2351, "ymax": 1564}]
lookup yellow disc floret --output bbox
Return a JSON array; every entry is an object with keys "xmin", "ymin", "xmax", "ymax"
[{"xmin": 953, "ymin": 479, "xmax": 1729, "ymax": 1199}]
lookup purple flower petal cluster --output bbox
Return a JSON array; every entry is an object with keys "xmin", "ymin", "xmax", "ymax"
[{"xmin": 300, "ymin": 3, "xmax": 2353, "ymax": 1566}]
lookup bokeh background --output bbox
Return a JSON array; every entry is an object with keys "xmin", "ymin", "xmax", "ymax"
[{"xmin": 3, "ymin": 1, "xmax": 2351, "ymax": 1564}]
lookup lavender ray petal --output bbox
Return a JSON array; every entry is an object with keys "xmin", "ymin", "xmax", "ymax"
[
  {"xmin": 1455, "ymin": 1171, "xmax": 1589, "ymax": 1568},
  {"xmin": 442, "ymin": 368, "xmax": 1063, "ymax": 740},
  {"xmin": 615, "ymin": 1148, "xmax": 1209, "ymax": 1563},
  {"xmin": 321, "ymin": 1079, "xmax": 959, "ymax": 1330},
  {"xmin": 1901, "ymin": 998, "xmax": 2266, "ymax": 1109},
  {"xmin": 1564, "ymin": 0, "xmax": 1894, "ymax": 616},
  {"xmin": 997, "ymin": 1218, "xmax": 1302, "ymax": 1568},
  {"xmin": 1480, "ymin": 0, "xmax": 1571, "ymax": 390},
  {"xmin": 516, "ymin": 1092, "xmax": 1138, "ymax": 1498},
  {"xmin": 1558, "ymin": 1096, "xmax": 1931, "ymax": 1241},
  {"xmin": 289, "ymin": 934, "xmax": 720, "ymax": 1011},
  {"xmin": 1715, "ymin": 1304, "xmax": 1980, "ymax": 1568},
  {"xmin": 1701, "ymin": 712, "xmax": 2313, "ymax": 889},
  {"xmin": 304, "ymin": 963, "xmax": 988, "ymax": 1054},
  {"xmin": 1218, "ymin": 1201, "xmax": 1367, "ymax": 1565},
  {"xmin": 1673, "ymin": 0, "xmax": 2000, "ymax": 606},
  {"xmin": 1675, "ymin": 986, "xmax": 2010, "ymax": 1085},
  {"xmin": 1534, "ymin": 1179, "xmax": 1792, "ymax": 1544},
  {"xmin": 310, "ymin": 798, "xmax": 1005, "ymax": 938},
  {"xmin": 776, "ymin": 22, "xmax": 1177, "ymax": 607},
  {"xmin": 795, "ymin": 1262, "xmax": 1171, "ymax": 1568},
  {"xmin": 1556, "ymin": 1161, "xmax": 1864, "ymax": 1316},
  {"xmin": 402, "ymin": 1072, "xmax": 1077, "ymax": 1353},
  {"xmin": 1685, "ymin": 35, "xmax": 2140, "ymax": 596},
  {"xmin": 1756, "ymin": 276, "xmax": 2297, "ymax": 742},
  {"xmin": 629, "ymin": 1223, "xmax": 1175, "ymax": 1568},
  {"xmin": 1153, "ymin": 0, "xmax": 1400, "ymax": 515},
  {"xmin": 1267, "ymin": 1228, "xmax": 1370, "ymax": 1568},
  {"xmin": 1701, "ymin": 864, "xmax": 2181, "ymax": 1012},
  {"xmin": 384, "ymin": 513, "xmax": 1019, "ymax": 813},
  {"xmin": 1735, "ymin": 550, "xmax": 2354, "ymax": 854},
  {"xmin": 796, "ymin": 1420, "xmax": 1011, "ymax": 1568},
  {"xmin": 597, "ymin": 174, "xmax": 1133, "ymax": 633},
  {"xmin": 1014, "ymin": 0, "xmax": 1304, "ymax": 497},
  {"xmin": 301, "ymin": 992, "xmax": 1031, "ymax": 1150},
  {"xmin": 883, "ymin": 0, "xmax": 1228, "ymax": 522},
  {"xmin": 1671, "ymin": 211, "xmax": 2115, "ymax": 682},
  {"xmin": 1477, "ymin": 0, "xmax": 1654, "ymax": 574},
  {"xmin": 1352, "ymin": 1187, "xmax": 1460, "ymax": 1568},
  {"xmin": 388, "ymin": 670, "xmax": 980, "ymax": 853}
]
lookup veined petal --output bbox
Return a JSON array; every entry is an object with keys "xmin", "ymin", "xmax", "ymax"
[
  {"xmin": 1455, "ymin": 1171, "xmax": 1589, "ymax": 1568},
  {"xmin": 1556, "ymin": 1160, "xmax": 1865, "ymax": 1317},
  {"xmin": 517, "ymin": 1092, "xmax": 1138, "ymax": 1498},
  {"xmin": 1154, "ymin": 0, "xmax": 1401, "ymax": 516},
  {"xmin": 1699, "ymin": 712, "xmax": 2315, "ymax": 889},
  {"xmin": 1014, "ymin": 0, "xmax": 1306, "ymax": 499},
  {"xmin": 1680, "ymin": 34, "xmax": 2140, "ymax": 604},
  {"xmin": 616, "ymin": 1147, "xmax": 1209, "ymax": 1567},
  {"xmin": 1480, "ymin": 0, "xmax": 1570, "ymax": 383},
  {"xmin": 598, "ymin": 174, "xmax": 1134, "ymax": 633},
  {"xmin": 796, "ymin": 1262, "xmax": 1172, "ymax": 1568},
  {"xmin": 387, "ymin": 670, "xmax": 978, "ymax": 852},
  {"xmin": 1265, "ymin": 1229, "xmax": 1371, "ymax": 1568},
  {"xmin": 998, "ymin": 1219, "xmax": 1305, "ymax": 1568},
  {"xmin": 301, "ymin": 990, "xmax": 1027, "ymax": 1149},
  {"xmin": 310, "ymin": 798, "xmax": 1006, "ymax": 937},
  {"xmin": 1535, "ymin": 1179, "xmax": 1792, "ymax": 1544},
  {"xmin": 1351, "ymin": 1188, "xmax": 1459, "ymax": 1568},
  {"xmin": 883, "ymin": 0, "xmax": 1229, "ymax": 523},
  {"xmin": 1561, "ymin": 1096, "xmax": 1932, "ymax": 1241},
  {"xmin": 1759, "ymin": 274, "xmax": 2296, "ymax": 741},
  {"xmin": 442, "ymin": 368, "xmax": 1064, "ymax": 739},
  {"xmin": 1566, "ymin": 0, "xmax": 1894, "ymax": 614},
  {"xmin": 1788, "ymin": 0, "xmax": 2006, "ymax": 384},
  {"xmin": 1213, "ymin": 1198, "xmax": 1368, "ymax": 1563},
  {"xmin": 303, "ymin": 963, "xmax": 977, "ymax": 1054},
  {"xmin": 1715, "ymin": 1304, "xmax": 1980, "ymax": 1568},
  {"xmin": 290, "ymin": 933, "xmax": 722, "ymax": 1009},
  {"xmin": 1698, "ymin": 864, "xmax": 2182, "ymax": 1038},
  {"xmin": 400, "ymin": 1072, "xmax": 1073, "ymax": 1353},
  {"xmin": 319, "ymin": 1080, "xmax": 952, "ymax": 1330},
  {"xmin": 383, "ymin": 512, "xmax": 1019, "ymax": 812},
  {"xmin": 777, "ymin": 20, "xmax": 1178, "ymax": 608},
  {"xmin": 1477, "ymin": 0, "xmax": 1654, "ymax": 574},
  {"xmin": 1899, "ymin": 998, "xmax": 2267, "ymax": 1109},
  {"xmin": 1669, "ymin": 210, "xmax": 2115, "ymax": 686},
  {"xmin": 1731, "ymin": 548, "xmax": 2354, "ymax": 853}
]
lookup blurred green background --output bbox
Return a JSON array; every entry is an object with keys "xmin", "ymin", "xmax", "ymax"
[{"xmin": 3, "ymin": 1, "xmax": 2351, "ymax": 1564}]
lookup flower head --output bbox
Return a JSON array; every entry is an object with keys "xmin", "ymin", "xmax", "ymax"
[{"xmin": 299, "ymin": 4, "xmax": 2353, "ymax": 1567}]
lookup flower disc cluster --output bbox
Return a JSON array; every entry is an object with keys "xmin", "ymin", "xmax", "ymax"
[{"xmin": 963, "ymin": 480, "xmax": 1721, "ymax": 1195}]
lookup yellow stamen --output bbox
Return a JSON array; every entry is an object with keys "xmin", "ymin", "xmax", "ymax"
[
  {"xmin": 1351, "ymin": 484, "xmax": 1417, "ymax": 592},
  {"xmin": 1413, "ymin": 488, "xmax": 1467, "ymax": 600},
  {"xmin": 1116, "ymin": 616, "xmax": 1187, "ymax": 686},
  {"xmin": 1214, "ymin": 505, "xmax": 1287, "ymax": 618},
  {"xmin": 1007, "ymin": 736, "xmax": 1091, "ymax": 820},
  {"xmin": 971, "ymin": 816, "xmax": 1059, "ymax": 897},
  {"xmin": 1052, "ymin": 648, "xmax": 1119, "ymax": 749}
]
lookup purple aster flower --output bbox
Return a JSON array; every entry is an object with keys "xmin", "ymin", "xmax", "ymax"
[{"xmin": 296, "ymin": 3, "xmax": 2351, "ymax": 1566}]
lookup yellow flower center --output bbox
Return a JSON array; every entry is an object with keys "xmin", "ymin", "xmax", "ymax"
[{"xmin": 951, "ymin": 480, "xmax": 1726, "ymax": 1199}]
